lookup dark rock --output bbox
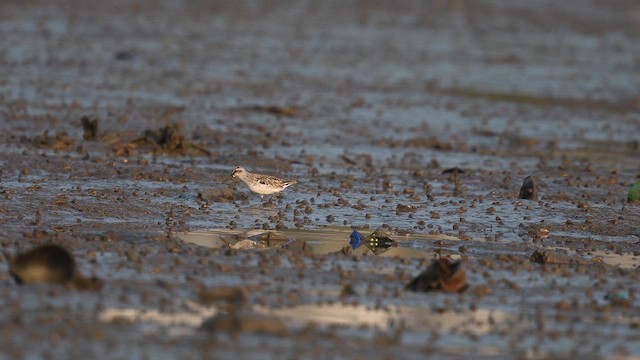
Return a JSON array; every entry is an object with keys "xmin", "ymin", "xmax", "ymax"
[
  {"xmin": 519, "ymin": 176, "xmax": 537, "ymax": 200},
  {"xmin": 10, "ymin": 244, "xmax": 76, "ymax": 284},
  {"xmin": 405, "ymin": 258, "xmax": 468, "ymax": 293}
]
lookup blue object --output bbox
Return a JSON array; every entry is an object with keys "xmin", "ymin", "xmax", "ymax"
[{"xmin": 349, "ymin": 229, "xmax": 364, "ymax": 249}]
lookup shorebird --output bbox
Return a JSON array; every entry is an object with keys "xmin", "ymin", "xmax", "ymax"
[{"xmin": 230, "ymin": 166, "xmax": 296, "ymax": 201}]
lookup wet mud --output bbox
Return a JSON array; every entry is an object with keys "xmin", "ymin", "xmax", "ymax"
[{"xmin": 1, "ymin": 0, "xmax": 640, "ymax": 358}]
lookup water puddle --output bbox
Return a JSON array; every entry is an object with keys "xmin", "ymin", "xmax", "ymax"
[
  {"xmin": 177, "ymin": 227, "xmax": 472, "ymax": 258},
  {"xmin": 178, "ymin": 227, "xmax": 640, "ymax": 270}
]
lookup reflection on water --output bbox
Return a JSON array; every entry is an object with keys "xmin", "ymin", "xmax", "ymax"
[
  {"xmin": 178, "ymin": 228, "xmax": 639, "ymax": 269},
  {"xmin": 177, "ymin": 227, "xmax": 446, "ymax": 259}
]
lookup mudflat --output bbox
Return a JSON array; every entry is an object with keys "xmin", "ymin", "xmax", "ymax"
[{"xmin": 1, "ymin": 0, "xmax": 639, "ymax": 358}]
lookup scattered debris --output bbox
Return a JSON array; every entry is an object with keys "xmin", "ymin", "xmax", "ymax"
[
  {"xmin": 80, "ymin": 115, "xmax": 99, "ymax": 140},
  {"xmin": 405, "ymin": 258, "xmax": 468, "ymax": 293},
  {"xmin": 519, "ymin": 175, "xmax": 537, "ymax": 200}
]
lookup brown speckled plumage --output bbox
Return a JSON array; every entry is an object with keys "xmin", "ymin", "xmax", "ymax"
[{"xmin": 231, "ymin": 166, "xmax": 296, "ymax": 200}]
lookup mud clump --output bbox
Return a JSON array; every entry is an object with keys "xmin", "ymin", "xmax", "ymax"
[
  {"xmin": 339, "ymin": 283, "xmax": 358, "ymax": 297},
  {"xmin": 9, "ymin": 244, "xmax": 103, "ymax": 290},
  {"xmin": 80, "ymin": 115, "xmax": 99, "ymax": 140},
  {"xmin": 405, "ymin": 258, "xmax": 468, "ymax": 293},
  {"xmin": 28, "ymin": 130, "xmax": 76, "ymax": 151},
  {"xmin": 123, "ymin": 123, "xmax": 211, "ymax": 157},
  {"xmin": 396, "ymin": 204, "xmax": 417, "ymax": 214},
  {"xmin": 442, "ymin": 167, "xmax": 465, "ymax": 196}
]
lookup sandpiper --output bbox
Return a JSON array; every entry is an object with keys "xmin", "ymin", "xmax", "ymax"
[{"xmin": 230, "ymin": 166, "xmax": 297, "ymax": 201}]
